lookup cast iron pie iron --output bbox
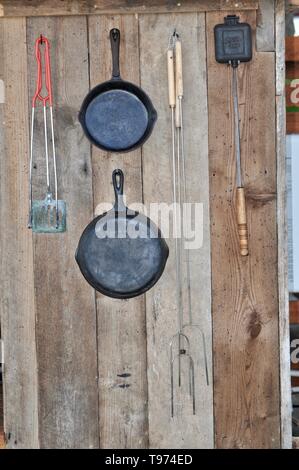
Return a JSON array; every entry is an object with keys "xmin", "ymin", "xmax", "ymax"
[
  {"xmin": 75, "ymin": 169, "xmax": 169, "ymax": 299},
  {"xmin": 79, "ymin": 28, "xmax": 157, "ymax": 152}
]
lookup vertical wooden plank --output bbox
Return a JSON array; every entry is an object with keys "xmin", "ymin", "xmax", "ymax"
[
  {"xmin": 256, "ymin": 0, "xmax": 275, "ymax": 52},
  {"xmin": 26, "ymin": 16, "xmax": 99, "ymax": 448},
  {"xmin": 140, "ymin": 13, "xmax": 214, "ymax": 448},
  {"xmin": 207, "ymin": 10, "xmax": 281, "ymax": 448},
  {"xmin": 276, "ymin": 0, "xmax": 293, "ymax": 449},
  {"xmin": 0, "ymin": 18, "xmax": 39, "ymax": 448},
  {"xmin": 88, "ymin": 15, "xmax": 148, "ymax": 449}
]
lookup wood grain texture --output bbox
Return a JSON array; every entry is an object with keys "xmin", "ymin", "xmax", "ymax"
[
  {"xmin": 0, "ymin": 18, "xmax": 39, "ymax": 449},
  {"xmin": 276, "ymin": 0, "xmax": 292, "ymax": 450},
  {"xmin": 26, "ymin": 16, "xmax": 99, "ymax": 449},
  {"xmin": 0, "ymin": 0, "xmax": 259, "ymax": 17},
  {"xmin": 140, "ymin": 13, "xmax": 213, "ymax": 448},
  {"xmin": 88, "ymin": 15, "xmax": 148, "ymax": 449},
  {"xmin": 276, "ymin": 1, "xmax": 286, "ymax": 98},
  {"xmin": 256, "ymin": 0, "xmax": 275, "ymax": 52},
  {"xmin": 207, "ymin": 10, "xmax": 281, "ymax": 448}
]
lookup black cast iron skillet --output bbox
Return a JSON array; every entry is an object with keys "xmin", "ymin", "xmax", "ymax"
[
  {"xmin": 79, "ymin": 28, "xmax": 157, "ymax": 153},
  {"xmin": 75, "ymin": 169, "xmax": 169, "ymax": 299}
]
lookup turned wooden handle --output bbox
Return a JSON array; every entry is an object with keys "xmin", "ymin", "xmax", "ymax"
[
  {"xmin": 175, "ymin": 39, "xmax": 183, "ymax": 97},
  {"xmin": 167, "ymin": 49, "xmax": 175, "ymax": 108},
  {"xmin": 236, "ymin": 187, "xmax": 249, "ymax": 256}
]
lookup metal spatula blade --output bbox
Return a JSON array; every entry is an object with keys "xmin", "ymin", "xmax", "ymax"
[{"xmin": 32, "ymin": 193, "xmax": 66, "ymax": 233}]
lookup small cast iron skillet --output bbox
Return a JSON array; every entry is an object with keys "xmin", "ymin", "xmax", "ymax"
[
  {"xmin": 75, "ymin": 169, "xmax": 169, "ymax": 299},
  {"xmin": 79, "ymin": 28, "xmax": 157, "ymax": 153}
]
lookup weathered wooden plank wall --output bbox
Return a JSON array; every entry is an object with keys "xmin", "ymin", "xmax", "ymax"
[
  {"xmin": 140, "ymin": 12, "xmax": 213, "ymax": 448},
  {"xmin": 207, "ymin": 9, "xmax": 280, "ymax": 448},
  {"xmin": 0, "ymin": 0, "xmax": 259, "ymax": 17},
  {"xmin": 207, "ymin": 5, "xmax": 288, "ymax": 447},
  {"xmin": 275, "ymin": 0, "xmax": 292, "ymax": 450},
  {"xmin": 0, "ymin": 0, "xmax": 291, "ymax": 449},
  {"xmin": 26, "ymin": 16, "xmax": 99, "ymax": 448},
  {"xmin": 88, "ymin": 14, "xmax": 148, "ymax": 449},
  {"xmin": 256, "ymin": 0, "xmax": 275, "ymax": 51},
  {"xmin": 0, "ymin": 18, "xmax": 39, "ymax": 449}
]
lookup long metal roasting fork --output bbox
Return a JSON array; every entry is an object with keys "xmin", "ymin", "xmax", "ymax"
[
  {"xmin": 167, "ymin": 32, "xmax": 209, "ymax": 418},
  {"xmin": 167, "ymin": 34, "xmax": 184, "ymax": 386},
  {"xmin": 174, "ymin": 33, "xmax": 193, "ymax": 327},
  {"xmin": 28, "ymin": 35, "xmax": 59, "ymax": 230},
  {"xmin": 175, "ymin": 34, "xmax": 209, "ymax": 385}
]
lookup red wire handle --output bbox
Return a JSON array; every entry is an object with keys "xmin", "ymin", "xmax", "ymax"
[{"xmin": 32, "ymin": 35, "xmax": 53, "ymax": 107}]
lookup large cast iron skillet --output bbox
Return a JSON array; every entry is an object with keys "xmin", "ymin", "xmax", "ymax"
[{"xmin": 75, "ymin": 169, "xmax": 169, "ymax": 299}]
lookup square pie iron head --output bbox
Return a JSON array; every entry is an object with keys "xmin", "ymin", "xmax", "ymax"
[{"xmin": 214, "ymin": 15, "xmax": 252, "ymax": 66}]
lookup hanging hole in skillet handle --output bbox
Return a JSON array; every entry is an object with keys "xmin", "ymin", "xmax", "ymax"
[
  {"xmin": 110, "ymin": 28, "xmax": 121, "ymax": 79},
  {"xmin": 113, "ymin": 169, "xmax": 124, "ymax": 195}
]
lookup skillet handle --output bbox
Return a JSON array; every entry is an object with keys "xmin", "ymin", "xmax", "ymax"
[
  {"xmin": 112, "ymin": 169, "xmax": 125, "ymax": 211},
  {"xmin": 110, "ymin": 28, "xmax": 120, "ymax": 79}
]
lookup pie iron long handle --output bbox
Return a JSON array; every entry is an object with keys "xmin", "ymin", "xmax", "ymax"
[{"xmin": 236, "ymin": 187, "xmax": 249, "ymax": 256}]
